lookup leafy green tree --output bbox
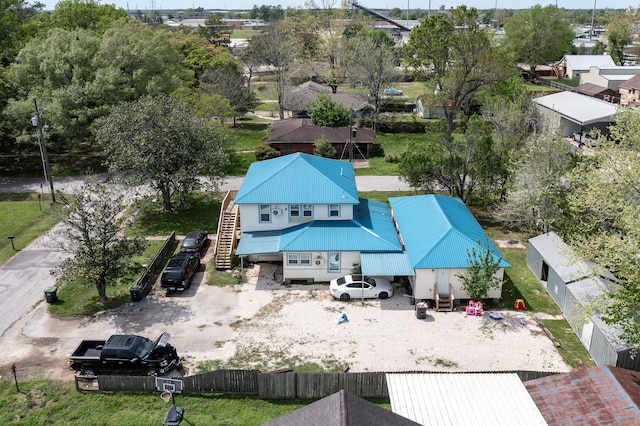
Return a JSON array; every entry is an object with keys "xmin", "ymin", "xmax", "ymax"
[
  {"xmin": 48, "ymin": 0, "xmax": 126, "ymax": 32},
  {"xmin": 388, "ymin": 7, "xmax": 403, "ymax": 19},
  {"xmin": 456, "ymin": 240, "xmax": 503, "ymax": 302},
  {"xmin": 404, "ymin": 6, "xmax": 512, "ymax": 140},
  {"xmin": 53, "ymin": 180, "xmax": 146, "ymax": 303},
  {"xmin": 171, "ymin": 87, "xmax": 233, "ymax": 121},
  {"xmin": 198, "ymin": 12, "xmax": 232, "ymax": 46},
  {"xmin": 503, "ymin": 5, "xmax": 573, "ymax": 74},
  {"xmin": 496, "ymin": 127, "xmax": 574, "ymax": 233},
  {"xmin": 200, "ymin": 62, "xmax": 258, "ymax": 126},
  {"xmin": 0, "ymin": 0, "xmax": 45, "ymax": 67},
  {"xmin": 97, "ymin": 95, "xmax": 230, "ymax": 211},
  {"xmin": 314, "ymin": 136, "xmax": 335, "ymax": 158},
  {"xmin": 399, "ymin": 115, "xmax": 497, "ymax": 202},
  {"xmin": 307, "ymin": 93, "xmax": 350, "ymax": 127},
  {"xmin": 169, "ymin": 32, "xmax": 232, "ymax": 81},
  {"xmin": 605, "ymin": 10, "xmax": 633, "ymax": 65}
]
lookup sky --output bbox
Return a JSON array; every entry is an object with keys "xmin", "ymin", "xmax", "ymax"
[{"xmin": 41, "ymin": 1, "xmax": 635, "ymax": 12}]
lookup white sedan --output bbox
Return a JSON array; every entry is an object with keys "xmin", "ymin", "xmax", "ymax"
[{"xmin": 329, "ymin": 275, "xmax": 394, "ymax": 301}]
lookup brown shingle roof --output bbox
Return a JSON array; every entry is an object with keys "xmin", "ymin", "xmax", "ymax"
[
  {"xmin": 525, "ymin": 366, "xmax": 640, "ymax": 425},
  {"xmin": 620, "ymin": 74, "xmax": 640, "ymax": 90},
  {"xmin": 264, "ymin": 389, "xmax": 420, "ymax": 426},
  {"xmin": 267, "ymin": 119, "xmax": 376, "ymax": 144}
]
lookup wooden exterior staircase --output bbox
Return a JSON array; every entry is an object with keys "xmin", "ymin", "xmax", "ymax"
[
  {"xmin": 214, "ymin": 190, "xmax": 239, "ymax": 270},
  {"xmin": 434, "ymin": 284, "xmax": 454, "ymax": 312}
]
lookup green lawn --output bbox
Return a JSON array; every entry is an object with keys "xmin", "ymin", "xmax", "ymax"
[{"xmin": 0, "ymin": 193, "xmax": 58, "ymax": 264}]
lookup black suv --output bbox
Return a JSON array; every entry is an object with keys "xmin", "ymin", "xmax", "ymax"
[
  {"xmin": 180, "ymin": 230, "xmax": 208, "ymax": 254},
  {"xmin": 161, "ymin": 252, "xmax": 199, "ymax": 292}
]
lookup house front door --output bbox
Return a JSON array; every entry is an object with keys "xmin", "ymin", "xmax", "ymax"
[{"xmin": 436, "ymin": 269, "xmax": 449, "ymax": 294}]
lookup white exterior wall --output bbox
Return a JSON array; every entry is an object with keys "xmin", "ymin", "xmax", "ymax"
[
  {"xmin": 413, "ymin": 268, "xmax": 505, "ymax": 300},
  {"xmin": 283, "ymin": 251, "xmax": 360, "ymax": 282},
  {"xmin": 239, "ymin": 203, "xmax": 354, "ymax": 232}
]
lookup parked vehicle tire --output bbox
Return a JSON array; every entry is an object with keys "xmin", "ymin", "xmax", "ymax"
[
  {"xmin": 81, "ymin": 366, "xmax": 97, "ymax": 377},
  {"xmin": 146, "ymin": 367, "xmax": 160, "ymax": 377},
  {"xmin": 340, "ymin": 293, "xmax": 350, "ymax": 301},
  {"xmin": 379, "ymin": 292, "xmax": 389, "ymax": 300}
]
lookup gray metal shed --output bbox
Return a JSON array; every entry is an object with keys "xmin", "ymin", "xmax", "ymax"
[{"xmin": 527, "ymin": 232, "xmax": 639, "ymax": 371}]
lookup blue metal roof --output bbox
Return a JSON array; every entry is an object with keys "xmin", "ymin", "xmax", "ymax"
[
  {"xmin": 389, "ymin": 195, "xmax": 509, "ymax": 269},
  {"xmin": 361, "ymin": 252, "xmax": 415, "ymax": 276},
  {"xmin": 235, "ymin": 198, "xmax": 402, "ymax": 255},
  {"xmin": 234, "ymin": 153, "xmax": 359, "ymax": 205}
]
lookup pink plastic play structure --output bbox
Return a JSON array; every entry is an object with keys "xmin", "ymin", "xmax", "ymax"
[{"xmin": 466, "ymin": 300, "xmax": 483, "ymax": 316}]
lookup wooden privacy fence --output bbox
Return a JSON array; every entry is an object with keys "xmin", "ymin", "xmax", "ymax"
[
  {"xmin": 134, "ymin": 232, "xmax": 176, "ymax": 298},
  {"xmin": 75, "ymin": 369, "xmax": 558, "ymax": 399}
]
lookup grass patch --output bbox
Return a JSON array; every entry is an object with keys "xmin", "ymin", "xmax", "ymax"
[
  {"xmin": 128, "ymin": 192, "xmax": 222, "ymax": 237},
  {"xmin": 229, "ymin": 123, "xmax": 271, "ymax": 152},
  {"xmin": 48, "ymin": 239, "xmax": 166, "ymax": 317},
  {"xmin": 0, "ymin": 193, "xmax": 58, "ymax": 265},
  {"xmin": 206, "ymin": 264, "xmax": 242, "ymax": 286},
  {"xmin": 0, "ymin": 378, "xmax": 324, "ymax": 425},
  {"xmin": 541, "ymin": 319, "xmax": 596, "ymax": 369},
  {"xmin": 542, "ymin": 76, "xmax": 580, "ymax": 87}
]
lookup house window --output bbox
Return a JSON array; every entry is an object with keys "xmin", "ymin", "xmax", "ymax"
[
  {"xmin": 290, "ymin": 204, "xmax": 300, "ymax": 223},
  {"xmin": 328, "ymin": 252, "xmax": 340, "ymax": 272},
  {"xmin": 283, "ymin": 144, "xmax": 292, "ymax": 155},
  {"xmin": 287, "ymin": 253, "xmax": 311, "ymax": 266},
  {"xmin": 259, "ymin": 204, "xmax": 271, "ymax": 223},
  {"xmin": 329, "ymin": 204, "xmax": 340, "ymax": 217},
  {"xmin": 302, "ymin": 204, "xmax": 313, "ymax": 221}
]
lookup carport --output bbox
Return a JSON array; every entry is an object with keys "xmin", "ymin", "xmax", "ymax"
[{"xmin": 360, "ymin": 252, "xmax": 415, "ymax": 296}]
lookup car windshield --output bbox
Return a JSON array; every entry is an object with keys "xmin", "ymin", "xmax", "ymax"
[{"xmin": 132, "ymin": 337, "xmax": 154, "ymax": 358}]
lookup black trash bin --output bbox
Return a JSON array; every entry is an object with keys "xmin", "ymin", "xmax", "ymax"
[
  {"xmin": 130, "ymin": 285, "xmax": 142, "ymax": 302},
  {"xmin": 44, "ymin": 286, "xmax": 58, "ymax": 304},
  {"xmin": 415, "ymin": 302, "xmax": 427, "ymax": 319}
]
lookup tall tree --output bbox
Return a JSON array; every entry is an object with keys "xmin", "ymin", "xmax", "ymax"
[
  {"xmin": 399, "ymin": 115, "xmax": 498, "ymax": 202},
  {"xmin": 503, "ymin": 5, "xmax": 573, "ymax": 75},
  {"xmin": 199, "ymin": 61, "xmax": 258, "ymax": 126},
  {"xmin": 404, "ymin": 6, "xmax": 512, "ymax": 140},
  {"xmin": 53, "ymin": 180, "xmax": 146, "ymax": 304},
  {"xmin": 307, "ymin": 93, "xmax": 350, "ymax": 127},
  {"xmin": 48, "ymin": 0, "xmax": 126, "ymax": 32},
  {"xmin": 605, "ymin": 10, "xmax": 633, "ymax": 65},
  {"xmin": 0, "ymin": 0, "xmax": 45, "ymax": 67},
  {"xmin": 496, "ymin": 126, "xmax": 574, "ymax": 233},
  {"xmin": 250, "ymin": 22, "xmax": 299, "ymax": 119},
  {"xmin": 456, "ymin": 241, "xmax": 503, "ymax": 302},
  {"xmin": 198, "ymin": 12, "xmax": 232, "ymax": 47},
  {"xmin": 347, "ymin": 29, "xmax": 399, "ymax": 132},
  {"xmin": 97, "ymin": 95, "xmax": 230, "ymax": 212}
]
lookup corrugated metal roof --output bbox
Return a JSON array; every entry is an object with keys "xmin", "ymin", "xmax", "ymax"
[
  {"xmin": 533, "ymin": 91, "xmax": 617, "ymax": 126},
  {"xmin": 361, "ymin": 252, "xmax": 414, "ymax": 276},
  {"xmin": 525, "ymin": 366, "xmax": 640, "ymax": 424},
  {"xmin": 234, "ymin": 153, "xmax": 359, "ymax": 205},
  {"xmin": 236, "ymin": 198, "xmax": 401, "ymax": 254},
  {"xmin": 565, "ymin": 54, "xmax": 615, "ymax": 70},
  {"xmin": 389, "ymin": 195, "xmax": 509, "ymax": 269},
  {"xmin": 387, "ymin": 373, "xmax": 547, "ymax": 426},
  {"xmin": 528, "ymin": 231, "xmax": 616, "ymax": 283}
]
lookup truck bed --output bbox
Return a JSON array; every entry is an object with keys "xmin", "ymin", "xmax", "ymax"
[{"xmin": 70, "ymin": 339, "xmax": 106, "ymax": 359}]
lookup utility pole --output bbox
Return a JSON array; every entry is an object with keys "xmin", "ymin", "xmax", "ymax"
[
  {"xmin": 32, "ymin": 98, "xmax": 55, "ymax": 203},
  {"xmin": 348, "ymin": 110, "xmax": 356, "ymax": 163}
]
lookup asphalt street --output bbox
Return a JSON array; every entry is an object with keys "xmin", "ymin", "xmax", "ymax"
[{"xmin": 0, "ymin": 174, "xmax": 412, "ymax": 341}]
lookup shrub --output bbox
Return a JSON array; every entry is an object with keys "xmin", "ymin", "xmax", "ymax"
[{"xmin": 254, "ymin": 144, "xmax": 281, "ymax": 161}]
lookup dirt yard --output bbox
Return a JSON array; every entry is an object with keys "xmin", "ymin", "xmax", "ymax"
[{"xmin": 0, "ymin": 262, "xmax": 570, "ymax": 382}]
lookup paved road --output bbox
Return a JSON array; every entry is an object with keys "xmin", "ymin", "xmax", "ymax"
[
  {"xmin": 0, "ymin": 174, "xmax": 412, "ymax": 341},
  {"xmin": 0, "ymin": 174, "xmax": 412, "ymax": 193}
]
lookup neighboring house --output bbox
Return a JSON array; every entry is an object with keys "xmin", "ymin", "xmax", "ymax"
[
  {"xmin": 525, "ymin": 366, "xmax": 640, "ymax": 424},
  {"xmin": 267, "ymin": 118, "xmax": 376, "ymax": 159},
  {"xmin": 562, "ymin": 55, "xmax": 615, "ymax": 79},
  {"xmin": 619, "ymin": 74, "xmax": 640, "ymax": 106},
  {"xmin": 573, "ymin": 82, "xmax": 620, "ymax": 103},
  {"xmin": 233, "ymin": 153, "xmax": 412, "ymax": 283},
  {"xmin": 579, "ymin": 65, "xmax": 640, "ymax": 92},
  {"xmin": 388, "ymin": 195, "xmax": 509, "ymax": 302},
  {"xmin": 527, "ymin": 232, "xmax": 640, "ymax": 372},
  {"xmin": 284, "ymin": 81, "xmax": 372, "ymax": 118},
  {"xmin": 533, "ymin": 91, "xmax": 616, "ymax": 138},
  {"xmin": 415, "ymin": 95, "xmax": 445, "ymax": 119},
  {"xmin": 265, "ymin": 389, "xmax": 420, "ymax": 426}
]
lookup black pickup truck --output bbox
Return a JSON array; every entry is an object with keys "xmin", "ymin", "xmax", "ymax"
[{"xmin": 68, "ymin": 332, "xmax": 181, "ymax": 377}]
